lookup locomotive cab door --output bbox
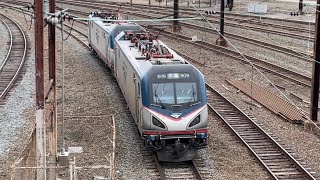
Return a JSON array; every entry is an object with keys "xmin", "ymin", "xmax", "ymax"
[{"xmin": 134, "ymin": 75, "xmax": 140, "ymax": 124}]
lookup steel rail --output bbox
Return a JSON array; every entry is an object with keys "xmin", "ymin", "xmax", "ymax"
[
  {"xmin": 154, "ymin": 158, "xmax": 204, "ymax": 180},
  {"xmin": 0, "ymin": 13, "xmax": 27, "ymax": 101},
  {"xmin": 0, "ymin": 14, "xmax": 13, "ymax": 70}
]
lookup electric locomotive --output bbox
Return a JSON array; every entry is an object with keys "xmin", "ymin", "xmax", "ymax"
[{"xmin": 88, "ymin": 12, "xmax": 208, "ymax": 162}]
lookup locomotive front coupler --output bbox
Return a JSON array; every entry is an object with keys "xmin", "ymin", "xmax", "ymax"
[{"xmin": 146, "ymin": 136, "xmax": 164, "ymax": 150}]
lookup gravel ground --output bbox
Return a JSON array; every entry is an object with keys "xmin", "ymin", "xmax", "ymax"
[
  {"xmin": 0, "ymin": 8, "xmax": 35, "ymax": 179},
  {"xmin": 177, "ymin": 23, "xmax": 313, "ymax": 77},
  {"xmin": 52, "ymin": 0, "xmax": 320, "ymax": 178},
  {"xmin": 54, "ymin": 34, "xmax": 150, "ymax": 180},
  {"xmin": 2, "ymin": 0, "xmax": 320, "ymax": 179},
  {"xmin": 0, "ymin": 13, "xmax": 9, "ymax": 66},
  {"xmin": 205, "ymin": 110, "xmax": 271, "ymax": 179},
  {"xmin": 161, "ymin": 33, "xmax": 320, "ymax": 176}
]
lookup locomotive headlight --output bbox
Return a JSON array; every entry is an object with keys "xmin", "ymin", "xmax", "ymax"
[
  {"xmin": 152, "ymin": 116, "xmax": 166, "ymax": 129},
  {"xmin": 188, "ymin": 115, "xmax": 201, "ymax": 127}
]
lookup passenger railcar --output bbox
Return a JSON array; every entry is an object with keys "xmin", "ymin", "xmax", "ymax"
[{"xmin": 88, "ymin": 12, "xmax": 208, "ymax": 162}]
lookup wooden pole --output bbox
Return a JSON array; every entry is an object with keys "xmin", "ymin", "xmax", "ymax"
[{"xmin": 34, "ymin": 0, "xmax": 46, "ymax": 179}]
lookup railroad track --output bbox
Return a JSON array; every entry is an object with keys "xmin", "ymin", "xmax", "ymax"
[
  {"xmin": 3, "ymin": 4, "xmax": 318, "ymax": 179},
  {"xmin": 145, "ymin": 27, "xmax": 311, "ymax": 87},
  {"xmin": 3, "ymin": 1, "xmax": 313, "ymax": 63},
  {"xmin": 56, "ymin": 0, "xmax": 313, "ymax": 39},
  {"xmin": 56, "ymin": 10, "xmax": 314, "ymax": 89},
  {"xmin": 138, "ymin": 139, "xmax": 211, "ymax": 179},
  {"xmin": 64, "ymin": 15, "xmax": 318, "ymax": 179},
  {"xmin": 205, "ymin": 83, "xmax": 318, "ymax": 179},
  {"xmin": 180, "ymin": 21, "xmax": 313, "ymax": 62},
  {"xmin": 65, "ymin": 7, "xmax": 313, "ymax": 63},
  {"xmin": 61, "ymin": 14, "xmax": 214, "ymax": 180},
  {"xmin": 3, "ymin": 0, "xmax": 314, "ymax": 37},
  {"xmin": 0, "ymin": 13, "xmax": 27, "ymax": 105}
]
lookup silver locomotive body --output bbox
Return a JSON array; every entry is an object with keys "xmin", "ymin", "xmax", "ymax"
[{"xmin": 88, "ymin": 12, "xmax": 208, "ymax": 162}]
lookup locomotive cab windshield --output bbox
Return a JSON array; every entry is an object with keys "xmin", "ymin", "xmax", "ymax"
[
  {"xmin": 151, "ymin": 81, "xmax": 200, "ymax": 110},
  {"xmin": 145, "ymin": 65, "xmax": 206, "ymax": 115}
]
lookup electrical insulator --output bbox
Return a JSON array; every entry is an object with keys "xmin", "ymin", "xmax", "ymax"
[
  {"xmin": 26, "ymin": 3, "xmax": 34, "ymax": 10},
  {"xmin": 45, "ymin": 16, "xmax": 59, "ymax": 25}
]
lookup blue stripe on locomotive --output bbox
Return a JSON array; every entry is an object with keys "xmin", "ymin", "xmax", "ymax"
[{"xmin": 140, "ymin": 67, "xmax": 206, "ymax": 117}]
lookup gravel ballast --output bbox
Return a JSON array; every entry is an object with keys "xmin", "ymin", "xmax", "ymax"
[
  {"xmin": 0, "ymin": 8, "xmax": 35, "ymax": 179},
  {"xmin": 2, "ymin": 0, "xmax": 320, "ymax": 179},
  {"xmin": 0, "ymin": 14, "xmax": 9, "ymax": 66}
]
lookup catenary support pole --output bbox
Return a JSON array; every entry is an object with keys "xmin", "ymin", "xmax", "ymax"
[
  {"xmin": 34, "ymin": 0, "xmax": 46, "ymax": 179},
  {"xmin": 310, "ymin": 0, "xmax": 320, "ymax": 122},
  {"xmin": 173, "ymin": 0, "xmax": 181, "ymax": 31},
  {"xmin": 216, "ymin": 0, "xmax": 227, "ymax": 46},
  {"xmin": 299, "ymin": 0, "xmax": 303, "ymax": 14}
]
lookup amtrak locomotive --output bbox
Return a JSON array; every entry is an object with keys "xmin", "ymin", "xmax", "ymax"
[{"xmin": 88, "ymin": 12, "xmax": 208, "ymax": 162}]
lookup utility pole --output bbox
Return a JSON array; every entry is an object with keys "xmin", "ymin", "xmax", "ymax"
[
  {"xmin": 48, "ymin": 0, "xmax": 57, "ymax": 179},
  {"xmin": 173, "ymin": 0, "xmax": 181, "ymax": 31},
  {"xmin": 216, "ymin": 0, "xmax": 227, "ymax": 46},
  {"xmin": 34, "ymin": 0, "xmax": 46, "ymax": 179},
  {"xmin": 310, "ymin": 0, "xmax": 320, "ymax": 122},
  {"xmin": 299, "ymin": 0, "xmax": 303, "ymax": 14}
]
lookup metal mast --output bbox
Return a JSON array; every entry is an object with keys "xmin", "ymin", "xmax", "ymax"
[
  {"xmin": 299, "ymin": 0, "xmax": 303, "ymax": 14},
  {"xmin": 310, "ymin": 0, "xmax": 320, "ymax": 122},
  {"xmin": 173, "ymin": 0, "xmax": 181, "ymax": 31},
  {"xmin": 216, "ymin": 0, "xmax": 227, "ymax": 46}
]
